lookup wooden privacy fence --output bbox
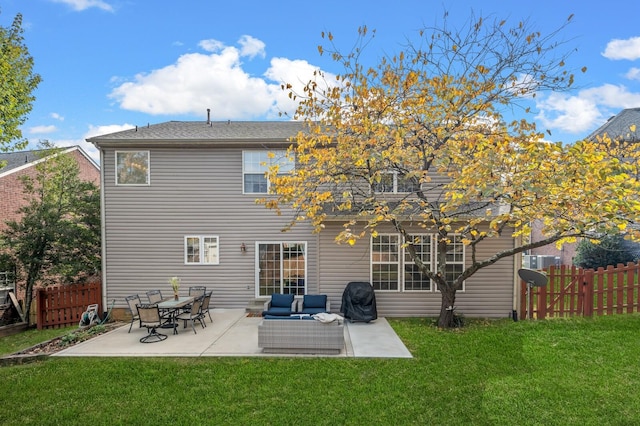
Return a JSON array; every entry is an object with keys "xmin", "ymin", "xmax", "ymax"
[
  {"xmin": 520, "ymin": 262, "xmax": 640, "ymax": 320},
  {"xmin": 37, "ymin": 282, "xmax": 102, "ymax": 329}
]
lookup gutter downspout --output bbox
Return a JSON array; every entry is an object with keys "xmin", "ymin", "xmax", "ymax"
[{"xmin": 99, "ymin": 148, "xmax": 107, "ymax": 315}]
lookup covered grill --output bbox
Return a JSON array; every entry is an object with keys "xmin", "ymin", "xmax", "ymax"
[{"xmin": 341, "ymin": 281, "xmax": 377, "ymax": 322}]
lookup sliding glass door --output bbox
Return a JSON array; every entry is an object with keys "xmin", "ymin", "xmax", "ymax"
[{"xmin": 257, "ymin": 242, "xmax": 307, "ymax": 296}]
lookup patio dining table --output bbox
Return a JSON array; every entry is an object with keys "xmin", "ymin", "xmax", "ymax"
[{"xmin": 157, "ymin": 296, "xmax": 195, "ymax": 334}]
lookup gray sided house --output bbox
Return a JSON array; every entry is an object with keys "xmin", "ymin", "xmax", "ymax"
[{"xmin": 88, "ymin": 120, "xmax": 519, "ymax": 319}]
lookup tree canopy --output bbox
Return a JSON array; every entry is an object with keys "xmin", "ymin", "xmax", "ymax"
[
  {"xmin": 574, "ymin": 234, "xmax": 640, "ymax": 269},
  {"xmin": 262, "ymin": 12, "xmax": 640, "ymax": 328},
  {"xmin": 0, "ymin": 11, "xmax": 42, "ymax": 154},
  {"xmin": 1, "ymin": 143, "xmax": 100, "ymax": 325}
]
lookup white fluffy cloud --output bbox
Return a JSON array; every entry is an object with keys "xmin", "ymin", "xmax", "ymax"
[
  {"xmin": 50, "ymin": 0, "xmax": 114, "ymax": 12},
  {"xmin": 29, "ymin": 125, "xmax": 58, "ymax": 134},
  {"xmin": 536, "ymin": 84, "xmax": 640, "ymax": 135},
  {"xmin": 79, "ymin": 123, "xmax": 136, "ymax": 163},
  {"xmin": 626, "ymin": 67, "xmax": 640, "ymax": 81},
  {"xmin": 602, "ymin": 36, "xmax": 640, "ymax": 60},
  {"xmin": 109, "ymin": 37, "xmax": 334, "ymax": 120}
]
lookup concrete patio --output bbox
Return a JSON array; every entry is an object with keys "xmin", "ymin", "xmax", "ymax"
[{"xmin": 53, "ymin": 308, "xmax": 413, "ymax": 358}]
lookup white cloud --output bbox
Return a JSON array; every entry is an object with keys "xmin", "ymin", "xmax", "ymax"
[
  {"xmin": 50, "ymin": 0, "xmax": 114, "ymax": 12},
  {"xmin": 29, "ymin": 125, "xmax": 58, "ymax": 134},
  {"xmin": 238, "ymin": 35, "xmax": 266, "ymax": 59},
  {"xmin": 50, "ymin": 112, "xmax": 64, "ymax": 121},
  {"xmin": 85, "ymin": 123, "xmax": 135, "ymax": 139},
  {"xmin": 536, "ymin": 94, "xmax": 601, "ymax": 134},
  {"xmin": 626, "ymin": 67, "xmax": 640, "ymax": 81},
  {"xmin": 198, "ymin": 39, "xmax": 225, "ymax": 53},
  {"xmin": 109, "ymin": 37, "xmax": 333, "ymax": 120},
  {"xmin": 536, "ymin": 84, "xmax": 640, "ymax": 135},
  {"xmin": 602, "ymin": 36, "xmax": 640, "ymax": 60},
  {"xmin": 80, "ymin": 124, "xmax": 136, "ymax": 163}
]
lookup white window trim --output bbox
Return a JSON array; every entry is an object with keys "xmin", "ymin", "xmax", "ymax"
[
  {"xmin": 370, "ymin": 233, "xmax": 466, "ymax": 292},
  {"xmin": 373, "ymin": 171, "xmax": 418, "ymax": 194},
  {"xmin": 184, "ymin": 235, "xmax": 220, "ymax": 265},
  {"xmin": 115, "ymin": 150, "xmax": 150, "ymax": 186},
  {"xmin": 403, "ymin": 234, "xmax": 434, "ymax": 293},
  {"xmin": 242, "ymin": 150, "xmax": 294, "ymax": 195},
  {"xmin": 254, "ymin": 241, "xmax": 307, "ymax": 297},
  {"xmin": 370, "ymin": 234, "xmax": 401, "ymax": 292},
  {"xmin": 438, "ymin": 234, "xmax": 466, "ymax": 292}
]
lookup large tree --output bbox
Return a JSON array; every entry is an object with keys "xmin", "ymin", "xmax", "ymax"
[
  {"xmin": 0, "ymin": 11, "xmax": 42, "ymax": 156},
  {"xmin": 1, "ymin": 143, "xmax": 100, "ymax": 325},
  {"xmin": 263, "ymin": 13, "xmax": 640, "ymax": 327}
]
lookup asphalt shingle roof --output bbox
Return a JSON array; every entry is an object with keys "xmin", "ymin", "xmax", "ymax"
[
  {"xmin": 87, "ymin": 121, "xmax": 307, "ymax": 144},
  {"xmin": 587, "ymin": 107, "xmax": 640, "ymax": 142},
  {"xmin": 0, "ymin": 149, "xmax": 49, "ymax": 174}
]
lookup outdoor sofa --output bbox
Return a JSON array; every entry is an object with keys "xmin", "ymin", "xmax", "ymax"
[
  {"xmin": 258, "ymin": 315, "xmax": 344, "ymax": 354},
  {"xmin": 262, "ymin": 293, "xmax": 331, "ymax": 316}
]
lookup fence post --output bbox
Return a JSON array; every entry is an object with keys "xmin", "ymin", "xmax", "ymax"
[
  {"xmin": 36, "ymin": 288, "xmax": 44, "ymax": 330},
  {"xmin": 626, "ymin": 262, "xmax": 635, "ymax": 314},
  {"xmin": 582, "ymin": 269, "xmax": 594, "ymax": 317}
]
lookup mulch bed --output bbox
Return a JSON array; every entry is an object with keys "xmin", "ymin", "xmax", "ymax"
[{"xmin": 15, "ymin": 322, "xmax": 123, "ymax": 356}]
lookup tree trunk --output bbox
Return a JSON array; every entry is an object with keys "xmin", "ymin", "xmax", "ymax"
[
  {"xmin": 23, "ymin": 269, "xmax": 38, "ymax": 327},
  {"xmin": 437, "ymin": 284, "xmax": 457, "ymax": 328}
]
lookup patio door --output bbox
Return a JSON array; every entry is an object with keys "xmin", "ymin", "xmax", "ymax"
[{"xmin": 256, "ymin": 242, "xmax": 307, "ymax": 297}]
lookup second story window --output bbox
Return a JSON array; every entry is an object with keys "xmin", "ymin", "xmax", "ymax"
[
  {"xmin": 116, "ymin": 151, "xmax": 150, "ymax": 185},
  {"xmin": 242, "ymin": 150, "xmax": 294, "ymax": 194},
  {"xmin": 372, "ymin": 171, "xmax": 419, "ymax": 193}
]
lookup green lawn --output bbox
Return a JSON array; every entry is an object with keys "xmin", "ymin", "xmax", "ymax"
[{"xmin": 3, "ymin": 315, "xmax": 640, "ymax": 425}]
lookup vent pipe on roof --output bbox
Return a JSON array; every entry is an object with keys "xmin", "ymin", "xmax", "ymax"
[{"xmin": 207, "ymin": 108, "xmax": 211, "ymax": 125}]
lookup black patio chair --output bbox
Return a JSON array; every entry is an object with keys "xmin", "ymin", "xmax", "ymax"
[
  {"xmin": 146, "ymin": 289, "xmax": 164, "ymax": 304},
  {"xmin": 200, "ymin": 292, "xmax": 213, "ymax": 324},
  {"xmin": 175, "ymin": 296, "xmax": 205, "ymax": 334},
  {"xmin": 136, "ymin": 304, "xmax": 168, "ymax": 343},
  {"xmin": 188, "ymin": 286, "xmax": 206, "ymax": 298},
  {"xmin": 125, "ymin": 294, "xmax": 141, "ymax": 333}
]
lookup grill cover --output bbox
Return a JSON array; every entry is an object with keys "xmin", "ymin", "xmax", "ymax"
[{"xmin": 341, "ymin": 281, "xmax": 377, "ymax": 322}]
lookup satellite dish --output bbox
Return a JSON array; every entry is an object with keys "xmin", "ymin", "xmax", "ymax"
[
  {"xmin": 518, "ymin": 268, "xmax": 548, "ymax": 320},
  {"xmin": 518, "ymin": 268, "xmax": 548, "ymax": 287}
]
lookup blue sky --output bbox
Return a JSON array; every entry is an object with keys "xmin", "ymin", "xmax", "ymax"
[{"xmin": 2, "ymin": 0, "xmax": 640, "ymax": 162}]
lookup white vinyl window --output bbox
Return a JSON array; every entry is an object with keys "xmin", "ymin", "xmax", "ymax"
[
  {"xmin": 116, "ymin": 151, "xmax": 150, "ymax": 185},
  {"xmin": 372, "ymin": 171, "xmax": 419, "ymax": 193},
  {"xmin": 404, "ymin": 235, "xmax": 433, "ymax": 291},
  {"xmin": 371, "ymin": 233, "xmax": 464, "ymax": 291},
  {"xmin": 185, "ymin": 236, "xmax": 219, "ymax": 265},
  {"xmin": 242, "ymin": 150, "xmax": 294, "ymax": 194},
  {"xmin": 444, "ymin": 234, "xmax": 465, "ymax": 289},
  {"xmin": 371, "ymin": 235, "xmax": 400, "ymax": 291},
  {"xmin": 257, "ymin": 242, "xmax": 307, "ymax": 296}
]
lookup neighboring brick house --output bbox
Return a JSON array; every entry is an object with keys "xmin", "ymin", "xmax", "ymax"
[
  {"xmin": 529, "ymin": 107, "xmax": 640, "ymax": 266},
  {"xmin": 0, "ymin": 146, "xmax": 100, "ymax": 301},
  {"xmin": 0, "ymin": 146, "xmax": 99, "ymax": 234}
]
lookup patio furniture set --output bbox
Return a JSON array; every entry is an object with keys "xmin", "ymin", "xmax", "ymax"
[
  {"xmin": 125, "ymin": 286, "xmax": 212, "ymax": 343},
  {"xmin": 124, "ymin": 286, "xmax": 375, "ymax": 354},
  {"xmin": 259, "ymin": 293, "xmax": 345, "ymax": 354}
]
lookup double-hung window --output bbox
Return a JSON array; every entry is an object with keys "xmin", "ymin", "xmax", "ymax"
[
  {"xmin": 185, "ymin": 236, "xmax": 219, "ymax": 265},
  {"xmin": 404, "ymin": 235, "xmax": 433, "ymax": 291},
  {"xmin": 116, "ymin": 151, "xmax": 150, "ymax": 185},
  {"xmin": 242, "ymin": 150, "xmax": 294, "ymax": 194},
  {"xmin": 371, "ymin": 233, "xmax": 464, "ymax": 291},
  {"xmin": 371, "ymin": 235, "xmax": 400, "ymax": 290},
  {"xmin": 372, "ymin": 171, "xmax": 419, "ymax": 193}
]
